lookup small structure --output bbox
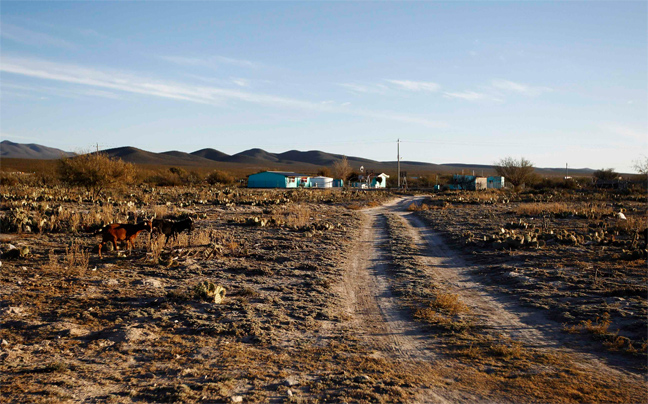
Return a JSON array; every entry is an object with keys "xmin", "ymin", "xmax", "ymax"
[
  {"xmin": 247, "ymin": 171, "xmax": 311, "ymax": 188},
  {"xmin": 371, "ymin": 173, "xmax": 390, "ymax": 188},
  {"xmin": 487, "ymin": 176, "xmax": 505, "ymax": 189},
  {"xmin": 333, "ymin": 179, "xmax": 344, "ymax": 188},
  {"xmin": 448, "ymin": 175, "xmax": 487, "ymax": 191},
  {"xmin": 310, "ymin": 176, "xmax": 334, "ymax": 188},
  {"xmin": 351, "ymin": 173, "xmax": 389, "ymax": 189}
]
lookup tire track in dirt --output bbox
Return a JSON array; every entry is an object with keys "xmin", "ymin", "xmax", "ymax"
[
  {"xmin": 387, "ymin": 196, "xmax": 644, "ymax": 383},
  {"xmin": 341, "ymin": 196, "xmax": 644, "ymax": 403},
  {"xmin": 340, "ymin": 199, "xmax": 464, "ymax": 404}
]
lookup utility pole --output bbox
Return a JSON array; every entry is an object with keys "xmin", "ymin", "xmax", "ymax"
[
  {"xmin": 397, "ymin": 138, "xmax": 401, "ymax": 188},
  {"xmin": 566, "ymin": 163, "xmax": 569, "ymax": 178}
]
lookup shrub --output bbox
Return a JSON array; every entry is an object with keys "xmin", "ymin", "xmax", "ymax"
[
  {"xmin": 593, "ymin": 168, "xmax": 619, "ymax": 181},
  {"xmin": 193, "ymin": 281, "xmax": 226, "ymax": 303},
  {"xmin": 206, "ymin": 170, "xmax": 236, "ymax": 185},
  {"xmin": 58, "ymin": 152, "xmax": 135, "ymax": 200}
]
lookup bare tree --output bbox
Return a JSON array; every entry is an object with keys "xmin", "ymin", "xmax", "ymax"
[
  {"xmin": 332, "ymin": 156, "xmax": 352, "ymax": 181},
  {"xmin": 633, "ymin": 156, "xmax": 648, "ymax": 175},
  {"xmin": 494, "ymin": 157, "xmax": 536, "ymax": 188}
]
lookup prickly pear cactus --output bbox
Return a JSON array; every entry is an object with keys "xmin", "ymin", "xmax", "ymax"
[{"xmin": 194, "ymin": 281, "xmax": 226, "ymax": 303}]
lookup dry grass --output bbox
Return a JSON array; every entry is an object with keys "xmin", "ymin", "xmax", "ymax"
[
  {"xmin": 191, "ymin": 229, "xmax": 214, "ymax": 246},
  {"xmin": 429, "ymin": 292, "xmax": 469, "ymax": 315},
  {"xmin": 43, "ymin": 240, "xmax": 90, "ymax": 274},
  {"xmin": 148, "ymin": 233, "xmax": 166, "ymax": 263},
  {"xmin": 64, "ymin": 239, "xmax": 90, "ymax": 273},
  {"xmin": 274, "ymin": 204, "xmax": 312, "ymax": 227},
  {"xmin": 407, "ymin": 202, "xmax": 429, "ymax": 211},
  {"xmin": 583, "ymin": 313, "xmax": 612, "ymax": 336},
  {"xmin": 515, "ymin": 202, "xmax": 614, "ymax": 218}
]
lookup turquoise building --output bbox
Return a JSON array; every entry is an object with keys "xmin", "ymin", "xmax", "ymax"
[{"xmin": 247, "ymin": 171, "xmax": 311, "ymax": 188}]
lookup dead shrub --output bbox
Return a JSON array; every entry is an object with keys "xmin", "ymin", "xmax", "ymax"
[
  {"xmin": 429, "ymin": 293, "xmax": 469, "ymax": 316},
  {"xmin": 489, "ymin": 339, "xmax": 525, "ymax": 359},
  {"xmin": 583, "ymin": 313, "xmax": 612, "ymax": 336},
  {"xmin": 206, "ymin": 170, "xmax": 236, "ymax": 185},
  {"xmin": 148, "ymin": 233, "xmax": 166, "ymax": 263},
  {"xmin": 58, "ymin": 152, "xmax": 135, "ymax": 200},
  {"xmin": 65, "ymin": 239, "xmax": 90, "ymax": 273}
]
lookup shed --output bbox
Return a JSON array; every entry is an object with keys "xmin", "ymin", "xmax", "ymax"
[
  {"xmin": 371, "ymin": 173, "xmax": 390, "ymax": 188},
  {"xmin": 310, "ymin": 176, "xmax": 334, "ymax": 188},
  {"xmin": 451, "ymin": 175, "xmax": 487, "ymax": 191},
  {"xmin": 247, "ymin": 171, "xmax": 311, "ymax": 188},
  {"xmin": 487, "ymin": 176, "xmax": 505, "ymax": 189}
]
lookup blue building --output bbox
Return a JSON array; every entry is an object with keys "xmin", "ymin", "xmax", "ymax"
[
  {"xmin": 247, "ymin": 171, "xmax": 311, "ymax": 188},
  {"xmin": 448, "ymin": 175, "xmax": 487, "ymax": 191},
  {"xmin": 487, "ymin": 176, "xmax": 505, "ymax": 189}
]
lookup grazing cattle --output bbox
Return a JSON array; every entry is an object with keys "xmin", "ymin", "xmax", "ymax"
[
  {"xmin": 96, "ymin": 221, "xmax": 153, "ymax": 259},
  {"xmin": 152, "ymin": 217, "xmax": 194, "ymax": 244}
]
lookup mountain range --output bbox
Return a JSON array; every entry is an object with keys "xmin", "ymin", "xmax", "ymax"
[{"xmin": 0, "ymin": 140, "xmax": 595, "ymax": 176}]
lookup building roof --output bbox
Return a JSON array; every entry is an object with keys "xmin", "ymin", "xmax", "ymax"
[{"xmin": 254, "ymin": 171, "xmax": 310, "ymax": 177}]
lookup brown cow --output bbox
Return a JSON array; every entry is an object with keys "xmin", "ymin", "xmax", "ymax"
[{"xmin": 96, "ymin": 221, "xmax": 152, "ymax": 259}]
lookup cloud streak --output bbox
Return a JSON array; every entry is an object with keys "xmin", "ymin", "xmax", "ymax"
[
  {"xmin": 1, "ymin": 56, "xmax": 447, "ymax": 128},
  {"xmin": 1, "ymin": 23, "xmax": 78, "ymax": 49},
  {"xmin": 443, "ymin": 91, "xmax": 489, "ymax": 101},
  {"xmin": 158, "ymin": 55, "xmax": 258, "ymax": 69},
  {"xmin": 385, "ymin": 79, "xmax": 440, "ymax": 92},
  {"xmin": 491, "ymin": 79, "xmax": 552, "ymax": 96}
]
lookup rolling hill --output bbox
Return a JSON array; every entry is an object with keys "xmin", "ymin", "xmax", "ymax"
[
  {"xmin": 0, "ymin": 141, "xmax": 597, "ymax": 177},
  {"xmin": 0, "ymin": 140, "xmax": 76, "ymax": 160}
]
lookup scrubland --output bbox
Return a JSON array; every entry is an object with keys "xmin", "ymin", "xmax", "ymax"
[{"xmin": 0, "ymin": 184, "xmax": 645, "ymax": 403}]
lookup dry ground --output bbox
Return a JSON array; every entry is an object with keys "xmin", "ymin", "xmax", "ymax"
[{"xmin": 0, "ymin": 186, "xmax": 646, "ymax": 403}]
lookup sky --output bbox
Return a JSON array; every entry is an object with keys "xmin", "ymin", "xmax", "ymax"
[{"xmin": 1, "ymin": 1, "xmax": 646, "ymax": 172}]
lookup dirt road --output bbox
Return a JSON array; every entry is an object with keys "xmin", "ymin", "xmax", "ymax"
[{"xmin": 341, "ymin": 196, "xmax": 645, "ymax": 403}]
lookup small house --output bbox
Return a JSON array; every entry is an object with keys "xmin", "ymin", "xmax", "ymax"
[{"xmin": 247, "ymin": 171, "xmax": 311, "ymax": 188}]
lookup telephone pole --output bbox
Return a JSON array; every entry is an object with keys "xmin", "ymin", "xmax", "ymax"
[{"xmin": 397, "ymin": 138, "xmax": 400, "ymax": 188}]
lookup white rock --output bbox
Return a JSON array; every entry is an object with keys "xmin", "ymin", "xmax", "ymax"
[{"xmin": 230, "ymin": 396, "xmax": 243, "ymax": 403}]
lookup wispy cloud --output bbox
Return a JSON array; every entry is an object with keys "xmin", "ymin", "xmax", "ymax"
[
  {"xmin": 1, "ymin": 23, "xmax": 77, "ymax": 49},
  {"xmin": 491, "ymin": 79, "xmax": 552, "ymax": 96},
  {"xmin": 2, "ymin": 83, "xmax": 121, "ymax": 100},
  {"xmin": 231, "ymin": 78, "xmax": 250, "ymax": 88},
  {"xmin": 338, "ymin": 82, "xmax": 389, "ymax": 95},
  {"xmin": 385, "ymin": 80, "xmax": 440, "ymax": 92},
  {"xmin": 341, "ymin": 80, "xmax": 440, "ymax": 94},
  {"xmin": 158, "ymin": 55, "xmax": 258, "ymax": 69},
  {"xmin": 443, "ymin": 91, "xmax": 489, "ymax": 101},
  {"xmin": 1, "ymin": 56, "xmax": 447, "ymax": 128}
]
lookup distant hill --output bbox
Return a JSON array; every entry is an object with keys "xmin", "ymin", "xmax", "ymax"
[
  {"xmin": 0, "ymin": 140, "xmax": 75, "ymax": 159},
  {"xmin": 191, "ymin": 148, "xmax": 230, "ymax": 161},
  {"xmin": 0, "ymin": 141, "xmax": 599, "ymax": 177}
]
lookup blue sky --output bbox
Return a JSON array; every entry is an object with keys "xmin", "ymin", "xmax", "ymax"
[{"xmin": 1, "ymin": 1, "xmax": 646, "ymax": 172}]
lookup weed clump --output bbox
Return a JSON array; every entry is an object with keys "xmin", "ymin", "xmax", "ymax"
[{"xmin": 193, "ymin": 281, "xmax": 226, "ymax": 303}]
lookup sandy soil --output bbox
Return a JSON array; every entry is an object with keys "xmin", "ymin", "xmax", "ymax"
[{"xmin": 338, "ymin": 196, "xmax": 645, "ymax": 403}]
